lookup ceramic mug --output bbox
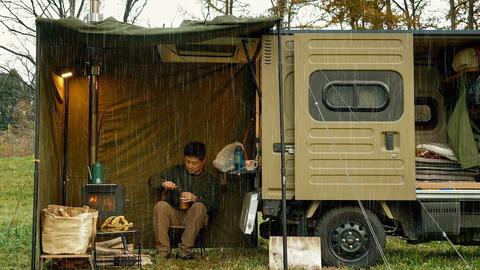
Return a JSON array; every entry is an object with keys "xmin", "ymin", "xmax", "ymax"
[{"xmin": 245, "ymin": 160, "xmax": 258, "ymax": 171}]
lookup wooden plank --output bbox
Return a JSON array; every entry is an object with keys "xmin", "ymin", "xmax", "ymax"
[
  {"xmin": 416, "ymin": 174, "xmax": 476, "ymax": 181},
  {"xmin": 40, "ymin": 254, "xmax": 91, "ymax": 259},
  {"xmin": 416, "ymin": 181, "xmax": 480, "ymax": 190},
  {"xmin": 96, "ymin": 236, "xmax": 122, "ymax": 247}
]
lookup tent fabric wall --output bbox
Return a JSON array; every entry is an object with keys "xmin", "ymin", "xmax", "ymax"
[
  {"xmin": 35, "ymin": 16, "xmax": 275, "ymax": 251},
  {"xmin": 65, "ymin": 47, "xmax": 257, "ymax": 247}
]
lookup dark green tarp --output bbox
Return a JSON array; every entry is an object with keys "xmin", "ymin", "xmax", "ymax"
[
  {"xmin": 34, "ymin": 15, "xmax": 278, "ymax": 258},
  {"xmin": 36, "ymin": 15, "xmax": 279, "ymax": 46}
]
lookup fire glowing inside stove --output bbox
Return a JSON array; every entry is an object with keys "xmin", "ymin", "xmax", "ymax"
[{"xmin": 88, "ymin": 194, "xmax": 116, "ymax": 211}]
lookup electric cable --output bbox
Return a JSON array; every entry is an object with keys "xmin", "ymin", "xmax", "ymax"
[{"xmin": 417, "ymin": 199, "xmax": 470, "ymax": 268}]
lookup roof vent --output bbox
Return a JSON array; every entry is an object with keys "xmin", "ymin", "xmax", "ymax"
[
  {"xmin": 263, "ymin": 38, "xmax": 272, "ymax": 65},
  {"xmin": 157, "ymin": 37, "xmax": 259, "ymax": 64}
]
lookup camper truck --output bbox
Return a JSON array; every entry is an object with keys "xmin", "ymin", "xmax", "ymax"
[
  {"xmin": 33, "ymin": 16, "xmax": 480, "ymax": 269},
  {"xmin": 254, "ymin": 31, "xmax": 480, "ymax": 267}
]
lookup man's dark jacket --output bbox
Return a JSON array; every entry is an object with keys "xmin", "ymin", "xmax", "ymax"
[{"xmin": 149, "ymin": 165, "xmax": 220, "ymax": 213}]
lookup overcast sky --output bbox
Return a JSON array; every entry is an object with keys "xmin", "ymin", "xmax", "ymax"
[
  {"xmin": 104, "ymin": 0, "xmax": 273, "ymax": 28},
  {"xmin": 0, "ymin": 0, "xmax": 449, "ymax": 78}
]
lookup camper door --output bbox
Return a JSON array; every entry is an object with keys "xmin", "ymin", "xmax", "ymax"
[{"xmin": 293, "ymin": 33, "xmax": 416, "ymax": 200}]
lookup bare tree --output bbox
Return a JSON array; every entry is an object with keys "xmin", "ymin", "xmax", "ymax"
[
  {"xmin": 448, "ymin": 0, "xmax": 459, "ymax": 29},
  {"xmin": 202, "ymin": 0, "xmax": 248, "ymax": 16},
  {"xmin": 447, "ymin": 0, "xmax": 480, "ymax": 30},
  {"xmin": 391, "ymin": 0, "xmax": 430, "ymax": 29},
  {"xmin": 123, "ymin": 0, "xmax": 148, "ymax": 23},
  {"xmin": 467, "ymin": 0, "xmax": 475, "ymax": 29},
  {"xmin": 0, "ymin": 0, "xmax": 149, "ymax": 89},
  {"xmin": 270, "ymin": 0, "xmax": 316, "ymax": 29},
  {"xmin": 0, "ymin": 0, "xmax": 88, "ymax": 88}
]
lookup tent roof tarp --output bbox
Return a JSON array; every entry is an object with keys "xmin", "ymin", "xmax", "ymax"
[{"xmin": 36, "ymin": 15, "xmax": 280, "ymax": 47}]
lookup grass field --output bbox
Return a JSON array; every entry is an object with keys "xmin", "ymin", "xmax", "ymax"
[
  {"xmin": 0, "ymin": 156, "xmax": 34, "ymax": 269},
  {"xmin": 1, "ymin": 156, "xmax": 480, "ymax": 269}
]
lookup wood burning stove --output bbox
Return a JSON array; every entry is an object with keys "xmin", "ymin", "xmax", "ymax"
[{"xmin": 83, "ymin": 184, "xmax": 124, "ymax": 224}]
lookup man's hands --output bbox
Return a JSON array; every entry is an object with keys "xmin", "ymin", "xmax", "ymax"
[
  {"xmin": 162, "ymin": 181, "xmax": 177, "ymax": 190},
  {"xmin": 162, "ymin": 181, "xmax": 197, "ymax": 203},
  {"xmin": 180, "ymin": 192, "xmax": 198, "ymax": 203}
]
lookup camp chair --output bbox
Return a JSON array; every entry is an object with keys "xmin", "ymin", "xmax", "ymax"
[{"xmin": 168, "ymin": 224, "xmax": 207, "ymax": 257}]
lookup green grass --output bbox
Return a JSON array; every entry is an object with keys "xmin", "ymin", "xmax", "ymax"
[
  {"xmin": 0, "ymin": 156, "xmax": 33, "ymax": 269},
  {"xmin": 1, "ymin": 156, "xmax": 480, "ymax": 269}
]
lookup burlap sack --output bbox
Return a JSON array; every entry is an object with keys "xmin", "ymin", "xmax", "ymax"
[{"xmin": 41, "ymin": 205, "xmax": 98, "ymax": 254}]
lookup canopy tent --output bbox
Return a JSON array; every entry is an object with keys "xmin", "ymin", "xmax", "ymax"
[{"xmin": 33, "ymin": 15, "xmax": 279, "ymax": 265}]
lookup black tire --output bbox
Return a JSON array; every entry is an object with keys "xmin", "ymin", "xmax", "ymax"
[{"xmin": 315, "ymin": 207, "xmax": 386, "ymax": 268}]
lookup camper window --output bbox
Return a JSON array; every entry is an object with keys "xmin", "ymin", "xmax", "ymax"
[{"xmin": 309, "ymin": 70, "xmax": 403, "ymax": 122}]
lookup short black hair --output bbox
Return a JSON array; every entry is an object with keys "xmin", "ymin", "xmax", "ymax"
[{"xmin": 183, "ymin": 141, "xmax": 206, "ymax": 160}]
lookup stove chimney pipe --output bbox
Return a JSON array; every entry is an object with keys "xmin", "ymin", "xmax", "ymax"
[
  {"xmin": 88, "ymin": 0, "xmax": 103, "ymax": 22},
  {"xmin": 87, "ymin": 0, "xmax": 102, "ymax": 166}
]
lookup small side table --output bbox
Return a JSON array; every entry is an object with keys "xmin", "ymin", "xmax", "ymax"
[{"xmin": 93, "ymin": 229, "xmax": 142, "ymax": 268}]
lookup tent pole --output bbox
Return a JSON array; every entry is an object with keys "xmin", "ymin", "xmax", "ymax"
[
  {"xmin": 241, "ymin": 39, "xmax": 262, "ymax": 99},
  {"xmin": 276, "ymin": 20, "xmax": 288, "ymax": 270},
  {"xmin": 62, "ymin": 79, "xmax": 69, "ymax": 205},
  {"xmin": 31, "ymin": 29, "xmax": 41, "ymax": 270}
]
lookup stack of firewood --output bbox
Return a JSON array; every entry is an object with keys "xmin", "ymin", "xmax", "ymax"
[{"xmin": 95, "ymin": 237, "xmax": 152, "ymax": 266}]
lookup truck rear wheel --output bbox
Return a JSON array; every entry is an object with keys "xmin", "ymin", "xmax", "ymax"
[{"xmin": 315, "ymin": 207, "xmax": 386, "ymax": 268}]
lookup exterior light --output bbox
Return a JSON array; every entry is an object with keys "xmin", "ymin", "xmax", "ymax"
[{"xmin": 61, "ymin": 71, "xmax": 73, "ymax": 78}]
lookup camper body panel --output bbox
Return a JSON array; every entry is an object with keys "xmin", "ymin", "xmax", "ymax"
[
  {"xmin": 261, "ymin": 35, "xmax": 295, "ymax": 200},
  {"xmin": 261, "ymin": 32, "xmax": 416, "ymax": 200}
]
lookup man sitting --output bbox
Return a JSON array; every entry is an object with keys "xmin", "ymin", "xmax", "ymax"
[{"xmin": 149, "ymin": 141, "xmax": 220, "ymax": 259}]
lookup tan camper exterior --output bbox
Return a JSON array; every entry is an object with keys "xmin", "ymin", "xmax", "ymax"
[{"xmin": 262, "ymin": 33, "xmax": 416, "ymax": 201}]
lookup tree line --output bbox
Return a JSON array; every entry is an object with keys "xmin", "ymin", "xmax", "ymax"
[
  {"xmin": 0, "ymin": 0, "xmax": 479, "ymax": 132},
  {"xmin": 204, "ymin": 0, "xmax": 480, "ymax": 30}
]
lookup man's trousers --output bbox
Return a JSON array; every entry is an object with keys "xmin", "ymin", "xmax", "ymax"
[{"xmin": 153, "ymin": 201, "xmax": 207, "ymax": 254}]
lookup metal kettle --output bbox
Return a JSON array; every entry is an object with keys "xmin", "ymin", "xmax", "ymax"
[{"xmin": 88, "ymin": 162, "xmax": 105, "ymax": 184}]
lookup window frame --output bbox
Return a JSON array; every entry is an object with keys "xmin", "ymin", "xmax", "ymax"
[
  {"xmin": 308, "ymin": 70, "xmax": 404, "ymax": 122},
  {"xmin": 414, "ymin": 97, "xmax": 438, "ymax": 130}
]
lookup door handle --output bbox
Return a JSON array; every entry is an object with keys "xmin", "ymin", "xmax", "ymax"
[
  {"xmin": 273, "ymin": 143, "xmax": 295, "ymax": 155},
  {"xmin": 385, "ymin": 132, "xmax": 394, "ymax": 150}
]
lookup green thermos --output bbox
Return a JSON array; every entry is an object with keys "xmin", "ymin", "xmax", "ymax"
[{"xmin": 89, "ymin": 162, "xmax": 105, "ymax": 184}]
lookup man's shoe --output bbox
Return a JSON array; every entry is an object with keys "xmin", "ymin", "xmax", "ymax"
[
  {"xmin": 177, "ymin": 248, "xmax": 194, "ymax": 260},
  {"xmin": 156, "ymin": 250, "xmax": 172, "ymax": 259}
]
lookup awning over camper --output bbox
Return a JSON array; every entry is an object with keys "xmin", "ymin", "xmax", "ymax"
[{"xmin": 36, "ymin": 15, "xmax": 279, "ymax": 47}]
